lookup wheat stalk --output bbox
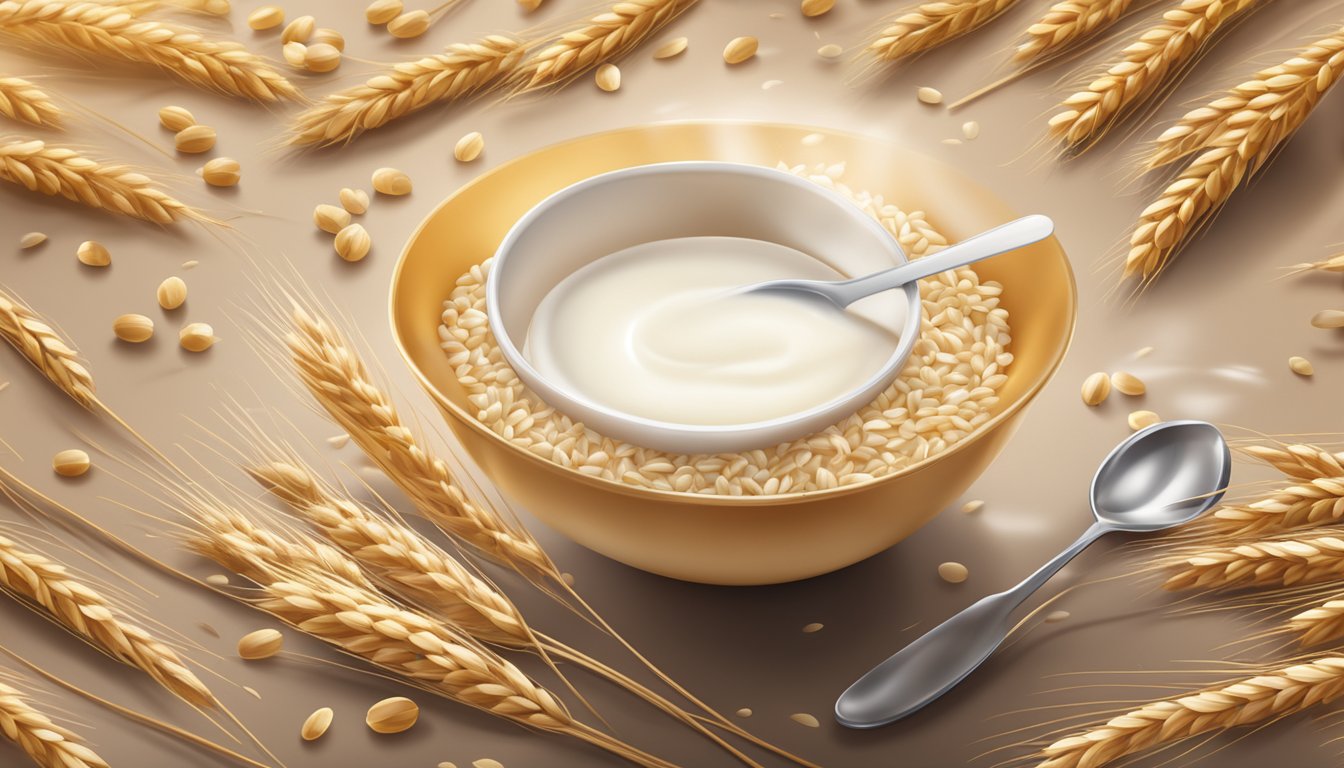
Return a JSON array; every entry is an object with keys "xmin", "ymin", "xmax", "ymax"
[
  {"xmin": 0, "ymin": 137, "xmax": 209, "ymax": 224},
  {"xmin": 1288, "ymin": 253, "xmax": 1344, "ymax": 275},
  {"xmin": 1048, "ymin": 0, "xmax": 1262, "ymax": 150},
  {"xmin": 1244, "ymin": 442, "xmax": 1344, "ymax": 481},
  {"xmin": 0, "ymin": 0, "xmax": 298, "ymax": 102},
  {"xmin": 0, "ymin": 532, "xmax": 216, "ymax": 709},
  {"xmin": 0, "ymin": 677, "xmax": 108, "ymax": 768},
  {"xmin": 0, "ymin": 287, "xmax": 96, "ymax": 407},
  {"xmin": 248, "ymin": 460, "xmax": 532, "ymax": 648},
  {"xmin": 1037, "ymin": 656, "xmax": 1344, "ymax": 768},
  {"xmin": 0, "ymin": 76, "xmax": 60, "ymax": 128},
  {"xmin": 282, "ymin": 302, "xmax": 556, "ymax": 583},
  {"xmin": 186, "ymin": 513, "xmax": 676, "ymax": 768},
  {"xmin": 1124, "ymin": 28, "xmax": 1344, "ymax": 281},
  {"xmin": 509, "ymin": 0, "xmax": 698, "ymax": 91},
  {"xmin": 1164, "ymin": 533, "xmax": 1344, "ymax": 591},
  {"xmin": 248, "ymin": 457, "xmax": 783, "ymax": 768},
  {"xmin": 1288, "ymin": 597, "xmax": 1344, "ymax": 647},
  {"xmin": 1146, "ymin": 25, "xmax": 1344, "ymax": 169},
  {"xmin": 289, "ymin": 35, "xmax": 523, "ymax": 147},
  {"xmin": 868, "ymin": 0, "xmax": 1019, "ymax": 62},
  {"xmin": 1014, "ymin": 0, "xmax": 1135, "ymax": 63},
  {"xmin": 1208, "ymin": 478, "xmax": 1344, "ymax": 537}
]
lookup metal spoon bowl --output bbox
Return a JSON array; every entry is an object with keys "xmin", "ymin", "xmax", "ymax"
[{"xmin": 834, "ymin": 420, "xmax": 1231, "ymax": 729}]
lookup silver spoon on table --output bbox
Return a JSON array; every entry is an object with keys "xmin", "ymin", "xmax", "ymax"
[
  {"xmin": 742, "ymin": 214, "xmax": 1054, "ymax": 307},
  {"xmin": 834, "ymin": 419, "xmax": 1231, "ymax": 729}
]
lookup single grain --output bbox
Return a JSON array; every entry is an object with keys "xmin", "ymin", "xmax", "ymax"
[
  {"xmin": 158, "ymin": 104, "xmax": 195, "ymax": 131},
  {"xmin": 723, "ymin": 36, "xmax": 758, "ymax": 64},
  {"xmin": 156, "ymin": 276, "xmax": 187, "ymax": 309},
  {"xmin": 175, "ymin": 124, "xmax": 216, "ymax": 153},
  {"xmin": 334, "ymin": 223, "xmax": 370, "ymax": 262},
  {"xmin": 52, "ymin": 448, "xmax": 90, "ymax": 476},
  {"xmin": 366, "ymin": 696, "xmax": 419, "ymax": 734},
  {"xmin": 372, "ymin": 167, "xmax": 411, "ymax": 195},
  {"xmin": 938, "ymin": 561, "xmax": 969, "ymax": 583},
  {"xmin": 1081, "ymin": 371, "xmax": 1110, "ymax": 405},
  {"xmin": 454, "ymin": 131, "xmax": 484, "ymax": 162},
  {"xmin": 179, "ymin": 322, "xmax": 216, "ymax": 352},
  {"xmin": 76, "ymin": 240, "xmax": 110, "ymax": 267},
  {"xmin": 339, "ymin": 187, "xmax": 369, "ymax": 214},
  {"xmin": 113, "ymin": 313, "xmax": 154, "ymax": 342}
]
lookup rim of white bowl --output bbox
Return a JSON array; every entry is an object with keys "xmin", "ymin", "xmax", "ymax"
[{"xmin": 485, "ymin": 160, "xmax": 923, "ymax": 451}]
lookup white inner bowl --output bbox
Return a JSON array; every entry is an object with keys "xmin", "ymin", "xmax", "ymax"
[{"xmin": 486, "ymin": 161, "xmax": 921, "ymax": 454}]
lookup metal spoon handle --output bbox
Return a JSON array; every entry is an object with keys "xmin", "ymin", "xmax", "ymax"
[
  {"xmin": 834, "ymin": 521, "xmax": 1110, "ymax": 729},
  {"xmin": 828, "ymin": 215, "xmax": 1055, "ymax": 307}
]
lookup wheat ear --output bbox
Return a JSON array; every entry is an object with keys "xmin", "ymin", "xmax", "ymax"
[
  {"xmin": 0, "ymin": 677, "xmax": 108, "ymax": 768},
  {"xmin": 868, "ymin": 0, "xmax": 1019, "ymax": 62},
  {"xmin": 186, "ymin": 514, "xmax": 677, "ymax": 768},
  {"xmin": 1048, "ymin": 0, "xmax": 1262, "ymax": 150},
  {"xmin": 0, "ymin": 137, "xmax": 209, "ymax": 224},
  {"xmin": 0, "ymin": 0, "xmax": 298, "ymax": 102},
  {"xmin": 1287, "ymin": 253, "xmax": 1344, "ymax": 275},
  {"xmin": 1124, "ymin": 28, "xmax": 1344, "ymax": 280},
  {"xmin": 1147, "ymin": 26, "xmax": 1344, "ymax": 169},
  {"xmin": 288, "ymin": 36, "xmax": 523, "ymax": 147},
  {"xmin": 1208, "ymin": 478, "xmax": 1344, "ymax": 537},
  {"xmin": 1164, "ymin": 533, "xmax": 1344, "ymax": 591},
  {"xmin": 0, "ymin": 532, "xmax": 216, "ymax": 708},
  {"xmin": 0, "ymin": 287, "xmax": 96, "ymax": 407},
  {"xmin": 282, "ymin": 302, "xmax": 556, "ymax": 583},
  {"xmin": 1244, "ymin": 442, "xmax": 1344, "ymax": 481},
  {"xmin": 249, "ymin": 458, "xmax": 780, "ymax": 768},
  {"xmin": 509, "ymin": 0, "xmax": 698, "ymax": 92},
  {"xmin": 0, "ymin": 76, "xmax": 60, "ymax": 128},
  {"xmin": 1037, "ymin": 656, "xmax": 1344, "ymax": 768},
  {"xmin": 1014, "ymin": 0, "xmax": 1134, "ymax": 63},
  {"xmin": 1288, "ymin": 597, "xmax": 1344, "ymax": 647}
]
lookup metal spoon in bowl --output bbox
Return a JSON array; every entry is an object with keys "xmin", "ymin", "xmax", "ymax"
[
  {"xmin": 834, "ymin": 419, "xmax": 1232, "ymax": 729},
  {"xmin": 742, "ymin": 214, "xmax": 1055, "ymax": 308}
]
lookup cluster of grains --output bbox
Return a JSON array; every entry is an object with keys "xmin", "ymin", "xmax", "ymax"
[
  {"xmin": 314, "ymin": 187, "xmax": 371, "ymax": 262},
  {"xmin": 438, "ymin": 162, "xmax": 1012, "ymax": 496},
  {"xmin": 277, "ymin": 13, "xmax": 346, "ymax": 72},
  {"xmin": 1081, "ymin": 370, "xmax": 1145, "ymax": 405}
]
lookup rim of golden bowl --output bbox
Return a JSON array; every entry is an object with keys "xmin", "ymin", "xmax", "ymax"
[{"xmin": 390, "ymin": 120, "xmax": 1078, "ymax": 509}]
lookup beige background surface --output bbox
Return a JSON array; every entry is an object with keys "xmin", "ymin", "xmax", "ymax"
[{"xmin": 2, "ymin": 1, "xmax": 1344, "ymax": 767}]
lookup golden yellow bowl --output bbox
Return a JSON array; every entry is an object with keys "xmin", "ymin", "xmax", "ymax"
[{"xmin": 391, "ymin": 122, "xmax": 1076, "ymax": 585}]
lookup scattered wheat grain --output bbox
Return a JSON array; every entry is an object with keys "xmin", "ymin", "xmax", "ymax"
[
  {"xmin": 314, "ymin": 204, "xmax": 350, "ymax": 234},
  {"xmin": 962, "ymin": 120, "xmax": 980, "ymax": 139},
  {"xmin": 1128, "ymin": 410, "xmax": 1159, "ymax": 430},
  {"xmin": 1136, "ymin": 345, "xmax": 1154, "ymax": 357},
  {"xmin": 802, "ymin": 0, "xmax": 834, "ymax": 17},
  {"xmin": 113, "ymin": 314, "xmax": 154, "ymax": 343},
  {"xmin": 237, "ymin": 628, "xmax": 284, "ymax": 659},
  {"xmin": 724, "ymin": 36, "xmax": 758, "ymax": 64},
  {"xmin": 18, "ymin": 231, "xmax": 45, "ymax": 249},
  {"xmin": 654, "ymin": 36, "xmax": 687, "ymax": 58},
  {"xmin": 387, "ymin": 10, "xmax": 429, "ymax": 38},
  {"xmin": 339, "ymin": 188, "xmax": 368, "ymax": 214},
  {"xmin": 1110, "ymin": 371, "xmax": 1145, "ymax": 396},
  {"xmin": 939, "ymin": 561, "xmax": 969, "ymax": 583},
  {"xmin": 817, "ymin": 42, "xmax": 842, "ymax": 58},
  {"xmin": 917, "ymin": 86, "xmax": 942, "ymax": 104},
  {"xmin": 1080, "ymin": 371, "xmax": 1110, "ymax": 405},
  {"xmin": 175, "ymin": 124, "xmax": 216, "ymax": 153},
  {"xmin": 75, "ymin": 241, "xmax": 110, "ymax": 267},
  {"xmin": 247, "ymin": 5, "xmax": 282, "ymax": 30},
  {"xmin": 1045, "ymin": 610, "xmax": 1070, "ymax": 622},
  {"xmin": 1312, "ymin": 310, "xmax": 1344, "ymax": 329},
  {"xmin": 201, "ymin": 156, "xmax": 239, "ymax": 186},
  {"xmin": 802, "ymin": 622, "xmax": 823, "ymax": 633},
  {"xmin": 326, "ymin": 433, "xmax": 350, "ymax": 448},
  {"xmin": 1289, "ymin": 356, "xmax": 1314, "ymax": 377},
  {"xmin": 282, "ymin": 41, "xmax": 307, "ymax": 66},
  {"xmin": 790, "ymin": 713, "xmax": 819, "ymax": 727},
  {"xmin": 736, "ymin": 708, "xmax": 752, "ymax": 717},
  {"xmin": 367, "ymin": 696, "xmax": 418, "ymax": 734},
  {"xmin": 962, "ymin": 499, "xmax": 984, "ymax": 514},
  {"xmin": 312, "ymin": 27, "xmax": 344, "ymax": 51},
  {"xmin": 473, "ymin": 761, "xmax": 503, "ymax": 768},
  {"xmin": 365, "ymin": 0, "xmax": 402, "ymax": 24},
  {"xmin": 334, "ymin": 223, "xmax": 370, "ymax": 262},
  {"xmin": 281, "ymin": 14, "xmax": 314, "ymax": 43},
  {"xmin": 454, "ymin": 131, "xmax": 484, "ymax": 162},
  {"xmin": 52, "ymin": 448, "xmax": 90, "ymax": 477},
  {"xmin": 595, "ymin": 63, "xmax": 621, "ymax": 91},
  {"xmin": 179, "ymin": 322, "xmax": 216, "ymax": 352},
  {"xmin": 304, "ymin": 43, "xmax": 341, "ymax": 72},
  {"xmin": 205, "ymin": 573, "xmax": 229, "ymax": 586},
  {"xmin": 301, "ymin": 707, "xmax": 333, "ymax": 741},
  {"xmin": 156, "ymin": 276, "xmax": 187, "ymax": 309},
  {"xmin": 371, "ymin": 167, "xmax": 411, "ymax": 195}
]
